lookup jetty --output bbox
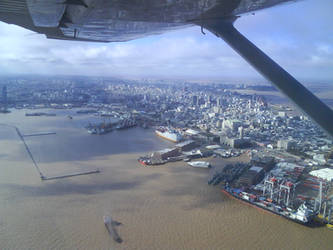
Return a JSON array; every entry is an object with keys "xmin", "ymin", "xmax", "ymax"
[
  {"xmin": 22, "ymin": 132, "xmax": 56, "ymax": 137},
  {"xmin": 12, "ymin": 125, "xmax": 99, "ymax": 181},
  {"xmin": 0, "ymin": 123, "xmax": 100, "ymax": 181},
  {"xmin": 15, "ymin": 127, "xmax": 45, "ymax": 179},
  {"xmin": 103, "ymin": 215, "xmax": 122, "ymax": 243},
  {"xmin": 42, "ymin": 169, "xmax": 100, "ymax": 181}
]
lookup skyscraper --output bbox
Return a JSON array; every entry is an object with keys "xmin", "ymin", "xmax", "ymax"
[
  {"xmin": 192, "ymin": 95, "xmax": 198, "ymax": 106},
  {"xmin": 217, "ymin": 97, "xmax": 223, "ymax": 107},
  {"xmin": 2, "ymin": 86, "xmax": 8, "ymax": 112}
]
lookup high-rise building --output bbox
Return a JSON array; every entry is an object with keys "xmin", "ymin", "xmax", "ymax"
[
  {"xmin": 192, "ymin": 95, "xmax": 198, "ymax": 106},
  {"xmin": 2, "ymin": 86, "xmax": 7, "ymax": 111},
  {"xmin": 205, "ymin": 95, "xmax": 213, "ymax": 105},
  {"xmin": 217, "ymin": 97, "xmax": 223, "ymax": 107},
  {"xmin": 238, "ymin": 126, "xmax": 244, "ymax": 139}
]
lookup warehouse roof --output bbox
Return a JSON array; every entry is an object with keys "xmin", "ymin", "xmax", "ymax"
[{"xmin": 310, "ymin": 168, "xmax": 333, "ymax": 182}]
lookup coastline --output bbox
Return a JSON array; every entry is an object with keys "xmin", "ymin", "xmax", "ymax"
[{"xmin": 0, "ymin": 110, "xmax": 332, "ymax": 249}]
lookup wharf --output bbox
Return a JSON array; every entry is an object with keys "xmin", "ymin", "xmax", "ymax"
[
  {"xmin": 23, "ymin": 132, "xmax": 56, "ymax": 137},
  {"xmin": 42, "ymin": 169, "xmax": 100, "ymax": 181},
  {"xmin": 14, "ymin": 127, "xmax": 44, "ymax": 179}
]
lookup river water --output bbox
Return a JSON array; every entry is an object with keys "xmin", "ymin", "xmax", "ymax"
[{"xmin": 0, "ymin": 110, "xmax": 332, "ymax": 249}]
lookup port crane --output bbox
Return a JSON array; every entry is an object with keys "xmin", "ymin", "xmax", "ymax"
[{"xmin": 263, "ymin": 177, "xmax": 297, "ymax": 207}]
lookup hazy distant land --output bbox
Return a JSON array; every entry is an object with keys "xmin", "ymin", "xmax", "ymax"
[{"xmin": 229, "ymin": 85, "xmax": 333, "ymax": 108}]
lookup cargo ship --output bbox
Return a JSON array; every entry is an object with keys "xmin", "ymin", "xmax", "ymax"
[
  {"xmin": 221, "ymin": 186, "xmax": 315, "ymax": 225},
  {"xmin": 86, "ymin": 122, "xmax": 113, "ymax": 135},
  {"xmin": 116, "ymin": 119, "xmax": 136, "ymax": 130},
  {"xmin": 25, "ymin": 112, "xmax": 56, "ymax": 116},
  {"xmin": 155, "ymin": 127, "xmax": 182, "ymax": 143}
]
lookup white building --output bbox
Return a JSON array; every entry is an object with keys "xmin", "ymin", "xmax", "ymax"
[{"xmin": 310, "ymin": 168, "xmax": 333, "ymax": 182}]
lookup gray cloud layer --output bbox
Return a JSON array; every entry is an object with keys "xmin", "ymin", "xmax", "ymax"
[{"xmin": 0, "ymin": 0, "xmax": 332, "ymax": 82}]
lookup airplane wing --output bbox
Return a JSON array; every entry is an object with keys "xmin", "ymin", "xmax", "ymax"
[
  {"xmin": 1, "ymin": 0, "xmax": 333, "ymax": 138},
  {"xmin": 0, "ymin": 0, "xmax": 296, "ymax": 42}
]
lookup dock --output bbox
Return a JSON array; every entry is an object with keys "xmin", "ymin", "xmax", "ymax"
[
  {"xmin": 42, "ymin": 169, "xmax": 100, "ymax": 181},
  {"xmin": 15, "ymin": 127, "xmax": 45, "ymax": 179},
  {"xmin": 22, "ymin": 132, "xmax": 56, "ymax": 137},
  {"xmin": 0, "ymin": 123, "xmax": 100, "ymax": 182},
  {"xmin": 103, "ymin": 215, "xmax": 122, "ymax": 243},
  {"xmin": 8, "ymin": 124, "xmax": 100, "ymax": 181}
]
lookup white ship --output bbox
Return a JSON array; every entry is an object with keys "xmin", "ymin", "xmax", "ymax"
[
  {"xmin": 289, "ymin": 203, "xmax": 314, "ymax": 223},
  {"xmin": 155, "ymin": 128, "xmax": 182, "ymax": 143},
  {"xmin": 187, "ymin": 161, "xmax": 211, "ymax": 168}
]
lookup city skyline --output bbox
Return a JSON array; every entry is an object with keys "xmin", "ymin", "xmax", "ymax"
[{"xmin": 0, "ymin": 0, "xmax": 332, "ymax": 83}]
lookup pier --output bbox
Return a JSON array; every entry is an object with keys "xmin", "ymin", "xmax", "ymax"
[
  {"xmin": 15, "ymin": 127, "xmax": 45, "ymax": 179},
  {"xmin": 0, "ymin": 123, "xmax": 100, "ymax": 181},
  {"xmin": 22, "ymin": 132, "xmax": 56, "ymax": 137},
  {"xmin": 15, "ymin": 126, "xmax": 100, "ymax": 181},
  {"xmin": 42, "ymin": 169, "xmax": 100, "ymax": 181}
]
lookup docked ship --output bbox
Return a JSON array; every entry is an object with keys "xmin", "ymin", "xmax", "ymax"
[
  {"xmin": 188, "ymin": 161, "xmax": 211, "ymax": 168},
  {"xmin": 76, "ymin": 109, "xmax": 98, "ymax": 114},
  {"xmin": 155, "ymin": 127, "xmax": 182, "ymax": 143},
  {"xmin": 116, "ymin": 118, "xmax": 136, "ymax": 130},
  {"xmin": 25, "ymin": 112, "xmax": 56, "ymax": 116},
  {"xmin": 137, "ymin": 156, "xmax": 166, "ymax": 166},
  {"xmin": 86, "ymin": 122, "xmax": 113, "ymax": 135},
  {"xmin": 222, "ymin": 186, "xmax": 315, "ymax": 225}
]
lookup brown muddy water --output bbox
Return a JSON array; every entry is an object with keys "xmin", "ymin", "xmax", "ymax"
[{"xmin": 0, "ymin": 110, "xmax": 332, "ymax": 249}]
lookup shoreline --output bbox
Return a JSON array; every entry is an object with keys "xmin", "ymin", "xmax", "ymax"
[{"xmin": 0, "ymin": 110, "xmax": 332, "ymax": 249}]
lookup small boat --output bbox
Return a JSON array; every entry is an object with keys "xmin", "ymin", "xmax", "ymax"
[
  {"xmin": 187, "ymin": 161, "xmax": 211, "ymax": 168},
  {"xmin": 103, "ymin": 215, "xmax": 112, "ymax": 225},
  {"xmin": 103, "ymin": 215, "xmax": 122, "ymax": 243}
]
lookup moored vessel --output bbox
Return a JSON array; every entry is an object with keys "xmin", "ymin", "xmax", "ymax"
[
  {"xmin": 188, "ymin": 161, "xmax": 211, "ymax": 168},
  {"xmin": 155, "ymin": 127, "xmax": 182, "ymax": 143},
  {"xmin": 116, "ymin": 118, "xmax": 136, "ymax": 130},
  {"xmin": 222, "ymin": 186, "xmax": 315, "ymax": 225},
  {"xmin": 86, "ymin": 122, "xmax": 113, "ymax": 135},
  {"xmin": 25, "ymin": 112, "xmax": 56, "ymax": 116}
]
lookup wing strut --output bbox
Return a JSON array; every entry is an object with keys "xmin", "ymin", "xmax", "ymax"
[{"xmin": 195, "ymin": 18, "xmax": 333, "ymax": 138}]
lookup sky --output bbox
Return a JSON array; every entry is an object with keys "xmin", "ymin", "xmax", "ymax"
[{"xmin": 0, "ymin": 0, "xmax": 332, "ymax": 83}]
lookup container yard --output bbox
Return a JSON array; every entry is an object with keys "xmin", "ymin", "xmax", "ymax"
[
  {"xmin": 208, "ymin": 156, "xmax": 333, "ymax": 226},
  {"xmin": 136, "ymin": 125, "xmax": 333, "ymax": 228}
]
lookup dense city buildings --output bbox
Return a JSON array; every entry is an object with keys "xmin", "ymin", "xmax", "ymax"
[
  {"xmin": 0, "ymin": 85, "xmax": 8, "ymax": 113},
  {"xmin": 0, "ymin": 76, "xmax": 332, "ymax": 159},
  {"xmin": 1, "ymin": 75, "xmax": 332, "ymax": 226}
]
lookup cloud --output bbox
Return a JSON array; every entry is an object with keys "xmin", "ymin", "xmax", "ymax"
[{"xmin": 0, "ymin": 0, "xmax": 332, "ymax": 82}]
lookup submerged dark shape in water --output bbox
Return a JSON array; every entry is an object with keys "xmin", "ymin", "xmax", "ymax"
[{"xmin": 103, "ymin": 215, "xmax": 123, "ymax": 243}]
